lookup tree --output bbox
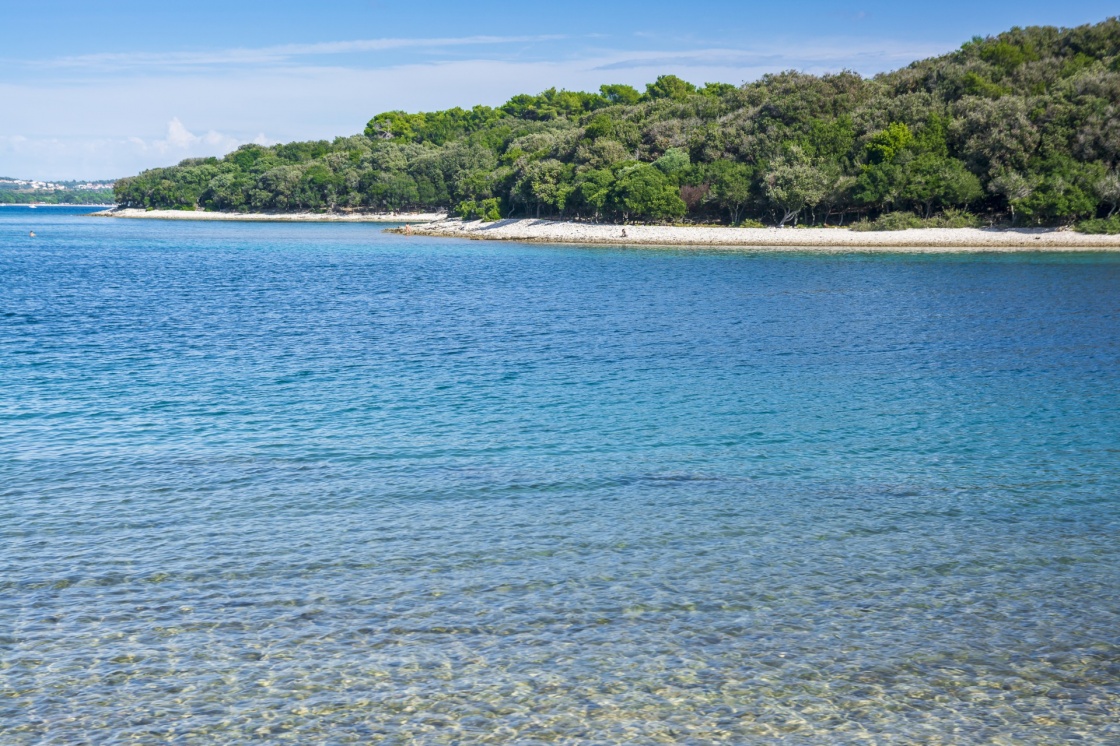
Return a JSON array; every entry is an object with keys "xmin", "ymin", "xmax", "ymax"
[
  {"xmin": 252, "ymin": 165, "xmax": 303, "ymax": 211},
  {"xmin": 511, "ymin": 159, "xmax": 572, "ymax": 218},
  {"xmin": 865, "ymin": 123, "xmax": 913, "ymax": 165},
  {"xmin": 1013, "ymin": 158, "xmax": 1103, "ymax": 224},
  {"xmin": 502, "ymin": 89, "xmax": 605, "ymax": 120},
  {"xmin": 951, "ymin": 97, "xmax": 1038, "ymax": 176},
  {"xmin": 298, "ymin": 164, "xmax": 341, "ymax": 209},
  {"xmin": 599, "ymin": 84, "xmax": 641, "ymax": 105},
  {"xmin": 227, "ymin": 145, "xmax": 268, "ymax": 170},
  {"xmin": 901, "ymin": 155, "xmax": 983, "ymax": 217},
  {"xmin": 804, "ymin": 116, "xmax": 856, "ymax": 161},
  {"xmin": 818, "ymin": 167, "xmax": 856, "ymax": 226},
  {"xmin": 573, "ymin": 169, "xmax": 615, "ymax": 220},
  {"xmin": 851, "ymin": 123, "xmax": 918, "ymax": 216},
  {"xmin": 457, "ymin": 197, "xmax": 501, "ymax": 221},
  {"xmin": 368, "ymin": 173, "xmax": 419, "ymax": 211},
  {"xmin": 853, "ymin": 162, "xmax": 904, "ymax": 213},
  {"xmin": 111, "ymin": 18, "xmax": 1120, "ymax": 232},
  {"xmin": 202, "ymin": 172, "xmax": 249, "ymax": 211},
  {"xmin": 365, "ymin": 110, "xmax": 422, "ymax": 141},
  {"xmin": 1096, "ymin": 170, "xmax": 1120, "ymax": 217},
  {"xmin": 653, "ymin": 148, "xmax": 691, "ymax": 177},
  {"xmin": 610, "ymin": 165, "xmax": 686, "ymax": 222},
  {"xmin": 705, "ymin": 161, "xmax": 755, "ymax": 224},
  {"xmin": 700, "ymin": 82, "xmax": 738, "ymax": 98},
  {"xmin": 453, "ymin": 169, "xmax": 493, "ymax": 203},
  {"xmin": 988, "ymin": 170, "xmax": 1033, "ymax": 221},
  {"xmin": 764, "ymin": 148, "xmax": 829, "ymax": 226},
  {"xmin": 645, "ymin": 75, "xmax": 697, "ymax": 102},
  {"xmin": 583, "ymin": 115, "xmax": 615, "ymax": 140}
]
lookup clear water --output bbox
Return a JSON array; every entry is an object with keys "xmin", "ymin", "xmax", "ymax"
[{"xmin": 2, "ymin": 206, "xmax": 1118, "ymax": 744}]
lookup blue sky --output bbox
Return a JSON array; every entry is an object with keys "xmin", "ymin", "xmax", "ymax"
[{"xmin": 2, "ymin": 0, "xmax": 1116, "ymax": 179}]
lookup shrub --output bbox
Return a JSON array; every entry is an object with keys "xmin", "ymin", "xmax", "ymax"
[
  {"xmin": 933, "ymin": 208, "xmax": 982, "ymax": 228},
  {"xmin": 850, "ymin": 209, "xmax": 981, "ymax": 231},
  {"xmin": 478, "ymin": 198, "xmax": 501, "ymax": 221},
  {"xmin": 455, "ymin": 198, "xmax": 502, "ymax": 221},
  {"xmin": 1076, "ymin": 215, "xmax": 1120, "ymax": 234},
  {"xmin": 850, "ymin": 211, "xmax": 924, "ymax": 231}
]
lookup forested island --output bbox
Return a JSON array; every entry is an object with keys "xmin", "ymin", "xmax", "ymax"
[{"xmin": 114, "ymin": 19, "xmax": 1120, "ymax": 233}]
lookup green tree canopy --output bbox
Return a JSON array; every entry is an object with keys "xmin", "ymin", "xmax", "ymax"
[
  {"xmin": 644, "ymin": 75, "xmax": 698, "ymax": 101},
  {"xmin": 610, "ymin": 165, "xmax": 687, "ymax": 221},
  {"xmin": 115, "ymin": 18, "xmax": 1120, "ymax": 230}
]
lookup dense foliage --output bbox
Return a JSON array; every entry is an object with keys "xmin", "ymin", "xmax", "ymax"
[{"xmin": 115, "ymin": 19, "xmax": 1120, "ymax": 227}]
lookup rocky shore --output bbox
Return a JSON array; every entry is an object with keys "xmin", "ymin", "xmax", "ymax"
[{"xmin": 400, "ymin": 218, "xmax": 1120, "ymax": 251}]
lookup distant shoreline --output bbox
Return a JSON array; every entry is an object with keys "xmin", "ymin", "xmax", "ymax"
[
  {"xmin": 2, "ymin": 203, "xmax": 113, "ymax": 207},
  {"xmin": 399, "ymin": 218, "xmax": 1120, "ymax": 251},
  {"xmin": 92, "ymin": 208, "xmax": 444, "ymax": 223}
]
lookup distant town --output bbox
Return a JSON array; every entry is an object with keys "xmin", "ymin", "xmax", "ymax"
[
  {"xmin": 0, "ymin": 178, "xmax": 117, "ymax": 204},
  {"xmin": 0, "ymin": 178, "xmax": 115, "ymax": 192}
]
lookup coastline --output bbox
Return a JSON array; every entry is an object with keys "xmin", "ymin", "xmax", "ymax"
[
  {"xmin": 401, "ymin": 217, "xmax": 1120, "ymax": 251},
  {"xmin": 1, "ymin": 203, "xmax": 113, "ymax": 207},
  {"xmin": 92, "ymin": 208, "xmax": 445, "ymax": 223}
]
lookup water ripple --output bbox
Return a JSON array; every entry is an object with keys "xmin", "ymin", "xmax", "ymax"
[{"xmin": 1, "ymin": 208, "xmax": 1118, "ymax": 743}]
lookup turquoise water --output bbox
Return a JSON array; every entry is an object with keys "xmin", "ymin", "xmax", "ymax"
[{"xmin": 2, "ymin": 206, "xmax": 1118, "ymax": 744}]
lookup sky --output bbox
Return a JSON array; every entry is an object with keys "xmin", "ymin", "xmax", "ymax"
[{"xmin": 1, "ymin": 0, "xmax": 1116, "ymax": 180}]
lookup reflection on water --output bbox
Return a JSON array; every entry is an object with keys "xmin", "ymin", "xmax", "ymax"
[{"xmin": 1, "ymin": 208, "xmax": 1118, "ymax": 743}]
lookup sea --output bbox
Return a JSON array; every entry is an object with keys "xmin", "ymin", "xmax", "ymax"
[{"xmin": 2, "ymin": 205, "xmax": 1118, "ymax": 744}]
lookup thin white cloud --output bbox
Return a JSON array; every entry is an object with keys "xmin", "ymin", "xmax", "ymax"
[
  {"xmin": 38, "ymin": 34, "xmax": 569, "ymax": 70},
  {"xmin": 141, "ymin": 117, "xmax": 267, "ymax": 154},
  {"xmin": 592, "ymin": 40, "xmax": 950, "ymax": 71}
]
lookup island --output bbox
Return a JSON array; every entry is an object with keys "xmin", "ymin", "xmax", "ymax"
[{"xmin": 107, "ymin": 19, "xmax": 1120, "ymax": 242}]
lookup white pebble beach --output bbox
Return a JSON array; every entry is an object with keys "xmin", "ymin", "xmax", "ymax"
[{"xmin": 403, "ymin": 218, "xmax": 1120, "ymax": 251}]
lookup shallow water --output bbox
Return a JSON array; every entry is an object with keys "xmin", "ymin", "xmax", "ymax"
[{"xmin": 2, "ymin": 206, "xmax": 1118, "ymax": 744}]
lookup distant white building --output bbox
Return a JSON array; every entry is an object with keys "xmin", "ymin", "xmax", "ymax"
[{"xmin": 0, "ymin": 179, "xmax": 114, "ymax": 191}]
